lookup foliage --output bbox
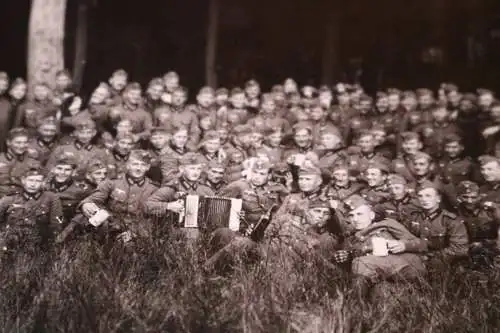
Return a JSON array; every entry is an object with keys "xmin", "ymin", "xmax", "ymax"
[{"xmin": 0, "ymin": 225, "xmax": 500, "ymax": 333}]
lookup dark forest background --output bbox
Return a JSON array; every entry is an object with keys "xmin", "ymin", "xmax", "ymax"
[{"xmin": 2, "ymin": 0, "xmax": 500, "ymax": 97}]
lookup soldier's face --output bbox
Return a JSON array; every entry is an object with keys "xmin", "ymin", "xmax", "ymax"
[
  {"xmin": 55, "ymin": 74, "xmax": 71, "ymax": 90},
  {"xmin": 116, "ymin": 138, "xmax": 134, "ymax": 154},
  {"xmin": 365, "ymin": 168, "xmax": 384, "ymax": 187},
  {"xmin": 310, "ymin": 107, "xmax": 324, "ymax": 121},
  {"xmin": 294, "ymin": 129, "xmax": 312, "ymax": 148},
  {"xmin": 164, "ymin": 76, "xmax": 179, "ymax": 92},
  {"xmin": 7, "ymin": 136, "xmax": 29, "ymax": 155},
  {"xmin": 217, "ymin": 129, "xmax": 229, "ymax": 143},
  {"xmin": 402, "ymin": 97, "xmax": 417, "ymax": 111},
  {"xmin": 150, "ymin": 133, "xmax": 169, "ymax": 149},
  {"xmin": 110, "ymin": 75, "xmax": 127, "ymax": 91},
  {"xmin": 75, "ymin": 128, "xmax": 96, "ymax": 144},
  {"xmin": 231, "ymin": 93, "xmax": 246, "ymax": 108},
  {"xmin": 207, "ymin": 167, "xmax": 225, "ymax": 183},
  {"xmin": 200, "ymin": 117, "xmax": 214, "ymax": 131},
  {"xmin": 389, "ymin": 183, "xmax": 406, "ymax": 199},
  {"xmin": 372, "ymin": 130, "xmax": 386, "ymax": 145},
  {"xmin": 319, "ymin": 93, "xmax": 332, "ymax": 108},
  {"xmin": 230, "ymin": 152, "xmax": 244, "ymax": 164},
  {"xmin": 0, "ymin": 78, "xmax": 8, "ymax": 94},
  {"xmin": 402, "ymin": 139, "xmax": 421, "ymax": 155},
  {"xmin": 417, "ymin": 188, "xmax": 441, "ymax": 211},
  {"xmin": 418, "ymin": 95, "xmax": 433, "ymax": 108},
  {"xmin": 273, "ymin": 92, "xmax": 285, "ymax": 105},
  {"xmin": 34, "ymin": 85, "xmax": 50, "ymax": 100},
  {"xmin": 289, "ymin": 94, "xmax": 301, "ymax": 106},
  {"xmin": 250, "ymin": 168, "xmax": 270, "ymax": 186},
  {"xmin": 490, "ymin": 106, "xmax": 500, "ymax": 121},
  {"xmin": 459, "ymin": 100, "xmax": 474, "ymax": 112},
  {"xmin": 182, "ymin": 164, "xmax": 203, "ymax": 182},
  {"xmin": 448, "ymin": 92, "xmax": 460, "ymax": 105},
  {"xmin": 250, "ymin": 133, "xmax": 263, "ymax": 148},
  {"xmin": 204, "ymin": 138, "xmax": 221, "ymax": 154},
  {"xmin": 126, "ymin": 158, "xmax": 150, "ymax": 178},
  {"xmin": 413, "ymin": 158, "xmax": 431, "ymax": 176},
  {"xmin": 306, "ymin": 207, "xmax": 331, "ymax": 228},
  {"xmin": 480, "ymin": 162, "xmax": 500, "ymax": 182},
  {"xmin": 116, "ymin": 120, "xmax": 133, "ymax": 134},
  {"xmin": 38, "ymin": 124, "xmax": 57, "ymax": 141},
  {"xmin": 261, "ymin": 99, "xmax": 275, "ymax": 114},
  {"xmin": 333, "ymin": 169, "xmax": 349, "ymax": 186},
  {"xmin": 348, "ymin": 205, "xmax": 374, "ymax": 230},
  {"xmin": 360, "ymin": 100, "xmax": 372, "ymax": 113},
  {"xmin": 22, "ymin": 175, "xmax": 45, "ymax": 193},
  {"xmin": 320, "ymin": 133, "xmax": 341, "ymax": 150},
  {"xmin": 172, "ymin": 130, "xmax": 188, "ymax": 148},
  {"xmin": 216, "ymin": 93, "xmax": 228, "ymax": 105},
  {"xmin": 126, "ymin": 88, "xmax": 142, "ymax": 105},
  {"xmin": 284, "ymin": 79, "xmax": 297, "ymax": 94},
  {"xmin": 444, "ymin": 142, "xmax": 462, "ymax": 158},
  {"xmin": 53, "ymin": 164, "xmax": 74, "ymax": 183},
  {"xmin": 459, "ymin": 192, "xmax": 480, "ymax": 209},
  {"xmin": 432, "ymin": 107, "xmax": 448, "ymax": 122},
  {"xmin": 388, "ymin": 95, "xmax": 400, "ymax": 109},
  {"xmin": 197, "ymin": 92, "xmax": 214, "ymax": 107},
  {"xmin": 10, "ymin": 83, "xmax": 27, "ymax": 100},
  {"xmin": 358, "ymin": 135, "xmax": 375, "ymax": 153},
  {"xmin": 246, "ymin": 85, "xmax": 260, "ymax": 99},
  {"xmin": 337, "ymin": 93, "xmax": 350, "ymax": 105},
  {"xmin": 268, "ymin": 131, "xmax": 283, "ymax": 147},
  {"xmin": 90, "ymin": 87, "xmax": 109, "ymax": 104},
  {"xmin": 172, "ymin": 91, "xmax": 187, "ymax": 106},
  {"xmin": 376, "ymin": 97, "xmax": 388, "ymax": 111},
  {"xmin": 87, "ymin": 168, "xmax": 108, "ymax": 185},
  {"xmin": 147, "ymin": 84, "xmax": 164, "ymax": 100},
  {"xmin": 298, "ymin": 174, "xmax": 322, "ymax": 192},
  {"xmin": 479, "ymin": 94, "xmax": 493, "ymax": 109}
]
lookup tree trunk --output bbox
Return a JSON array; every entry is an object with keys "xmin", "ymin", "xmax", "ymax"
[
  {"xmin": 321, "ymin": 1, "xmax": 340, "ymax": 85},
  {"xmin": 72, "ymin": 1, "xmax": 88, "ymax": 93},
  {"xmin": 27, "ymin": 0, "xmax": 67, "ymax": 90},
  {"xmin": 205, "ymin": 0, "xmax": 220, "ymax": 88}
]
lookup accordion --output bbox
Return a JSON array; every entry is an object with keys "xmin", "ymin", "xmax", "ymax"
[{"xmin": 179, "ymin": 195, "xmax": 243, "ymax": 232}]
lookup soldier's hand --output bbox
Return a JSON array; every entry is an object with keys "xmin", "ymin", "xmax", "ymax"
[
  {"xmin": 167, "ymin": 199, "xmax": 185, "ymax": 214},
  {"xmin": 387, "ymin": 240, "xmax": 406, "ymax": 254},
  {"xmin": 333, "ymin": 250, "xmax": 351, "ymax": 264},
  {"xmin": 82, "ymin": 203, "xmax": 100, "ymax": 218}
]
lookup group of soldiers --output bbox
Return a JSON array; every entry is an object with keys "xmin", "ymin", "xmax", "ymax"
[{"xmin": 1, "ymin": 68, "xmax": 500, "ymax": 296}]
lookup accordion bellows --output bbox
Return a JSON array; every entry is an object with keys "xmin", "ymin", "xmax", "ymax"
[{"xmin": 180, "ymin": 195, "xmax": 242, "ymax": 232}]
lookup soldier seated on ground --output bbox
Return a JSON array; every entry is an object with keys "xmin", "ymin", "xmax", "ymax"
[
  {"xmin": 204, "ymin": 199, "xmax": 341, "ymax": 275},
  {"xmin": 332, "ymin": 195, "xmax": 426, "ymax": 297}
]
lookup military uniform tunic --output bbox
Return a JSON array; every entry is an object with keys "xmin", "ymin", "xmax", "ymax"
[{"xmin": 0, "ymin": 152, "xmax": 40, "ymax": 196}]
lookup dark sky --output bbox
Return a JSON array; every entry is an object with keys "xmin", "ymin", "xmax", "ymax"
[{"xmin": 2, "ymin": 0, "xmax": 500, "ymax": 95}]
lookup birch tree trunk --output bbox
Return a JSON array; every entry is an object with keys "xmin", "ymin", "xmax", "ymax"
[
  {"xmin": 205, "ymin": 0, "xmax": 220, "ymax": 88},
  {"xmin": 72, "ymin": 0, "xmax": 88, "ymax": 93},
  {"xmin": 28, "ymin": 0, "xmax": 67, "ymax": 90}
]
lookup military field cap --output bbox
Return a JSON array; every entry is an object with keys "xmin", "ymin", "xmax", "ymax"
[
  {"xmin": 445, "ymin": 83, "xmax": 459, "ymax": 93},
  {"xmin": 376, "ymin": 91, "xmax": 388, "ymax": 99},
  {"xmin": 202, "ymin": 130, "xmax": 220, "ymax": 142},
  {"xmin": 207, "ymin": 159, "xmax": 226, "ymax": 170},
  {"xmin": 298, "ymin": 159, "xmax": 322, "ymax": 176},
  {"xmin": 74, "ymin": 118, "xmax": 96, "ymax": 131},
  {"xmin": 54, "ymin": 152, "xmax": 78, "ymax": 167},
  {"xmin": 387, "ymin": 174, "xmax": 407, "ymax": 185},
  {"xmin": 36, "ymin": 116, "xmax": 58, "ymax": 128},
  {"xmin": 371, "ymin": 124, "xmax": 387, "ymax": 133},
  {"xmin": 344, "ymin": 194, "xmax": 370, "ymax": 212},
  {"xmin": 251, "ymin": 158, "xmax": 272, "ymax": 171},
  {"xmin": 365, "ymin": 160, "xmax": 389, "ymax": 174},
  {"xmin": 478, "ymin": 155, "xmax": 499, "ymax": 166},
  {"xmin": 293, "ymin": 121, "xmax": 313, "ymax": 133},
  {"xmin": 199, "ymin": 86, "xmax": 215, "ymax": 95},
  {"xmin": 443, "ymin": 133, "xmax": 462, "ymax": 145},
  {"xmin": 332, "ymin": 161, "xmax": 349, "ymax": 172},
  {"xmin": 402, "ymin": 90, "xmax": 417, "ymax": 99},
  {"xmin": 334, "ymin": 83, "xmax": 348, "ymax": 94},
  {"xmin": 170, "ymin": 124, "xmax": 189, "ymax": 135},
  {"xmin": 246, "ymin": 79, "xmax": 259, "ymax": 88},
  {"xmin": 87, "ymin": 160, "xmax": 107, "ymax": 173},
  {"xmin": 318, "ymin": 85, "xmax": 332, "ymax": 94},
  {"xmin": 112, "ymin": 69, "xmax": 128, "ymax": 77},
  {"xmin": 125, "ymin": 82, "xmax": 142, "ymax": 93},
  {"xmin": 462, "ymin": 93, "xmax": 477, "ymax": 103},
  {"xmin": 24, "ymin": 165, "xmax": 44, "ymax": 177},
  {"xmin": 179, "ymin": 152, "xmax": 204, "ymax": 166},
  {"xmin": 8, "ymin": 127, "xmax": 29, "ymax": 140},
  {"xmin": 232, "ymin": 124, "xmax": 252, "ymax": 136},
  {"xmin": 0, "ymin": 71, "xmax": 9, "ymax": 81},
  {"xmin": 163, "ymin": 71, "xmax": 179, "ymax": 80},
  {"xmin": 230, "ymin": 87, "xmax": 244, "ymax": 95},
  {"xmin": 457, "ymin": 180, "xmax": 479, "ymax": 196},
  {"xmin": 215, "ymin": 87, "xmax": 228, "ymax": 95},
  {"xmin": 309, "ymin": 199, "xmax": 330, "ymax": 210},
  {"xmin": 150, "ymin": 126, "xmax": 169, "ymax": 135},
  {"xmin": 319, "ymin": 124, "xmax": 341, "ymax": 138},
  {"xmin": 129, "ymin": 149, "xmax": 153, "ymax": 164},
  {"xmin": 357, "ymin": 129, "xmax": 374, "ymax": 140},
  {"xmin": 416, "ymin": 88, "xmax": 433, "ymax": 97},
  {"xmin": 477, "ymin": 88, "xmax": 493, "ymax": 96},
  {"xmin": 116, "ymin": 132, "xmax": 135, "ymax": 142},
  {"xmin": 387, "ymin": 88, "xmax": 402, "ymax": 96},
  {"xmin": 400, "ymin": 131, "xmax": 420, "ymax": 142},
  {"xmin": 261, "ymin": 92, "xmax": 274, "ymax": 101},
  {"xmin": 11, "ymin": 77, "xmax": 26, "ymax": 88},
  {"xmin": 271, "ymin": 84, "xmax": 284, "ymax": 93},
  {"xmin": 412, "ymin": 152, "xmax": 432, "ymax": 162},
  {"xmin": 148, "ymin": 77, "xmax": 164, "ymax": 87}
]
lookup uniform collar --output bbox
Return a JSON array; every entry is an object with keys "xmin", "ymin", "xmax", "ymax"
[
  {"xmin": 74, "ymin": 141, "xmax": 93, "ymax": 151},
  {"xmin": 361, "ymin": 152, "xmax": 376, "ymax": 159},
  {"xmin": 301, "ymin": 188, "xmax": 322, "ymax": 200},
  {"xmin": 298, "ymin": 145, "xmax": 313, "ymax": 154},
  {"xmin": 205, "ymin": 179, "xmax": 225, "ymax": 190},
  {"xmin": 333, "ymin": 182, "xmax": 350, "ymax": 190},
  {"xmin": 126, "ymin": 175, "xmax": 146, "ymax": 187},
  {"xmin": 50, "ymin": 180, "xmax": 73, "ymax": 193},
  {"xmin": 5, "ymin": 150, "xmax": 25, "ymax": 162},
  {"xmin": 459, "ymin": 205, "xmax": 481, "ymax": 217},
  {"xmin": 433, "ymin": 121, "xmax": 449, "ymax": 128},
  {"xmin": 180, "ymin": 177, "xmax": 198, "ymax": 190},
  {"xmin": 113, "ymin": 150, "xmax": 130, "ymax": 162},
  {"xmin": 123, "ymin": 102, "xmax": 139, "ymax": 112},
  {"xmin": 169, "ymin": 142, "xmax": 186, "ymax": 155},
  {"xmin": 23, "ymin": 191, "xmax": 42, "ymax": 201},
  {"xmin": 37, "ymin": 137, "xmax": 57, "ymax": 149},
  {"xmin": 424, "ymin": 208, "xmax": 442, "ymax": 220}
]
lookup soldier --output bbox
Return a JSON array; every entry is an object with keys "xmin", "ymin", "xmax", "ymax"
[
  {"xmin": 332, "ymin": 195, "xmax": 425, "ymax": 296},
  {"xmin": 159, "ymin": 125, "xmax": 189, "ymax": 185},
  {"xmin": 455, "ymin": 181, "xmax": 500, "ymax": 267},
  {"xmin": 254, "ymin": 127, "xmax": 285, "ymax": 166},
  {"xmin": 405, "ymin": 181, "xmax": 469, "ymax": 265},
  {"xmin": 316, "ymin": 125, "xmax": 346, "ymax": 175},
  {"xmin": 162, "ymin": 71, "xmax": 180, "ymax": 104},
  {"xmin": 347, "ymin": 130, "xmax": 391, "ymax": 180},
  {"xmin": 406, "ymin": 152, "xmax": 440, "ymax": 190},
  {"xmin": 108, "ymin": 82, "xmax": 153, "ymax": 143},
  {"xmin": 415, "ymin": 88, "xmax": 434, "ymax": 123},
  {"xmin": 143, "ymin": 78, "xmax": 165, "ymax": 114},
  {"xmin": 392, "ymin": 132, "xmax": 423, "ymax": 182},
  {"xmin": 154, "ymin": 86, "xmax": 200, "ymax": 151},
  {"xmin": 196, "ymin": 86, "xmax": 217, "ymax": 125},
  {"xmin": 478, "ymin": 155, "xmax": 500, "ymax": 203},
  {"xmin": 202, "ymin": 160, "xmax": 228, "ymax": 194},
  {"xmin": 360, "ymin": 161, "xmax": 391, "ymax": 205},
  {"xmin": 107, "ymin": 69, "xmax": 128, "ymax": 106},
  {"xmin": 6, "ymin": 78, "xmax": 27, "ymax": 133},
  {"xmin": 284, "ymin": 121, "xmax": 315, "ymax": 160},
  {"xmin": 247, "ymin": 93, "xmax": 290, "ymax": 134},
  {"xmin": 215, "ymin": 88, "xmax": 229, "ymax": 109},
  {"xmin": 225, "ymin": 88, "xmax": 249, "ymax": 125},
  {"xmin": 80, "ymin": 150, "xmax": 159, "ymax": 241},
  {"xmin": 197, "ymin": 130, "xmax": 227, "ymax": 165},
  {"xmin": 106, "ymin": 133, "xmax": 135, "ymax": 179},
  {"xmin": 0, "ymin": 165, "xmax": 64, "ymax": 252},
  {"xmin": 47, "ymin": 152, "xmax": 93, "ymax": 222},
  {"xmin": 375, "ymin": 174, "xmax": 420, "ymax": 222},
  {"xmin": 437, "ymin": 133, "xmax": 476, "ymax": 186},
  {"xmin": 83, "ymin": 160, "xmax": 108, "ymax": 189},
  {"xmin": 218, "ymin": 158, "xmax": 288, "ymax": 233},
  {"xmin": 244, "ymin": 79, "xmax": 261, "ymax": 111},
  {"xmin": 27, "ymin": 118, "xmax": 60, "ymax": 166},
  {"xmin": 0, "ymin": 128, "xmax": 40, "ymax": 196},
  {"xmin": 147, "ymin": 126, "xmax": 170, "ymax": 184},
  {"xmin": 342, "ymin": 94, "xmax": 374, "ymax": 145}
]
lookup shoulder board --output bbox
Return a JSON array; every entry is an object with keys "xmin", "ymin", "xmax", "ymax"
[{"xmin": 442, "ymin": 210, "xmax": 457, "ymax": 219}]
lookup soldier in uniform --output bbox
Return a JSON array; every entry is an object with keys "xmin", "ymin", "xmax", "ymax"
[
  {"xmin": 347, "ymin": 130, "xmax": 391, "ymax": 180},
  {"xmin": 342, "ymin": 94, "xmax": 374, "ymax": 145},
  {"xmin": 0, "ymin": 165, "xmax": 64, "ymax": 253},
  {"xmin": 107, "ymin": 69, "xmax": 128, "ymax": 106},
  {"xmin": 437, "ymin": 133, "xmax": 477, "ymax": 187},
  {"xmin": 478, "ymin": 155, "xmax": 500, "ymax": 204},
  {"xmin": 195, "ymin": 86, "xmax": 217, "ymax": 124},
  {"xmin": 247, "ymin": 93, "xmax": 290, "ymax": 134},
  {"xmin": 197, "ymin": 130, "xmax": 227, "ymax": 165},
  {"xmin": 254, "ymin": 127, "xmax": 285, "ymax": 166},
  {"xmin": 316, "ymin": 125, "xmax": 346, "ymax": 176},
  {"xmin": 405, "ymin": 181, "xmax": 469, "ymax": 266},
  {"xmin": 159, "ymin": 125, "xmax": 189, "ymax": 185},
  {"xmin": 359, "ymin": 161, "xmax": 391, "ymax": 205},
  {"xmin": 27, "ymin": 117, "xmax": 60, "ymax": 166},
  {"xmin": 392, "ymin": 132, "xmax": 423, "ymax": 182},
  {"xmin": 147, "ymin": 126, "xmax": 170, "ymax": 184},
  {"xmin": 80, "ymin": 150, "xmax": 159, "ymax": 241},
  {"xmin": 106, "ymin": 133, "xmax": 135, "ymax": 179},
  {"xmin": 455, "ymin": 180, "xmax": 500, "ymax": 268},
  {"xmin": 375, "ymin": 174, "xmax": 420, "ymax": 222},
  {"xmin": 202, "ymin": 160, "xmax": 228, "ymax": 194},
  {"xmin": 143, "ymin": 78, "xmax": 165, "ymax": 114},
  {"xmin": 83, "ymin": 160, "xmax": 108, "ymax": 189},
  {"xmin": 0, "ymin": 128, "xmax": 40, "ymax": 196}
]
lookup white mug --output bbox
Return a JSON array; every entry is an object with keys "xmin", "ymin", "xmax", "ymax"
[{"xmin": 371, "ymin": 236, "xmax": 389, "ymax": 257}]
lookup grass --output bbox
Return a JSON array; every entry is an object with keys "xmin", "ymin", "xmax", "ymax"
[{"xmin": 0, "ymin": 225, "xmax": 500, "ymax": 333}]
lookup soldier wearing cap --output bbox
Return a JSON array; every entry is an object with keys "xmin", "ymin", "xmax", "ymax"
[
  {"xmin": 0, "ymin": 165, "xmax": 64, "ymax": 252},
  {"xmin": 406, "ymin": 152, "xmax": 440, "ymax": 190},
  {"xmin": 316, "ymin": 125, "xmax": 346, "ymax": 174},
  {"xmin": 215, "ymin": 88, "xmax": 229, "ymax": 109},
  {"xmin": 405, "ymin": 180, "xmax": 469, "ymax": 265},
  {"xmin": 254, "ymin": 127, "xmax": 285, "ymax": 166},
  {"xmin": 47, "ymin": 119, "xmax": 110, "ymax": 177},
  {"xmin": 375, "ymin": 174, "xmax": 420, "ymax": 223},
  {"xmin": 47, "ymin": 152, "xmax": 94, "ymax": 221},
  {"xmin": 197, "ymin": 130, "xmax": 227, "ymax": 166},
  {"xmin": 143, "ymin": 77, "xmax": 165, "ymax": 114},
  {"xmin": 399, "ymin": 92, "xmax": 424, "ymax": 134},
  {"xmin": 283, "ymin": 121, "xmax": 315, "ymax": 162},
  {"xmin": 359, "ymin": 161, "xmax": 391, "ymax": 205},
  {"xmin": 392, "ymin": 132, "xmax": 423, "ymax": 182},
  {"xmin": 146, "ymin": 126, "xmax": 170, "ymax": 184},
  {"xmin": 332, "ymin": 195, "xmax": 425, "ymax": 296},
  {"xmin": 27, "ymin": 117, "xmax": 60, "ymax": 165},
  {"xmin": 342, "ymin": 95, "xmax": 375, "ymax": 145},
  {"xmin": 371, "ymin": 124, "xmax": 395, "ymax": 160},
  {"xmin": 158, "ymin": 125, "xmax": 189, "ymax": 185},
  {"xmin": 195, "ymin": 86, "xmax": 217, "ymax": 123},
  {"xmin": 347, "ymin": 130, "xmax": 391, "ymax": 180},
  {"xmin": 226, "ymin": 87, "xmax": 249, "ymax": 125},
  {"xmin": 108, "ymin": 69, "xmax": 128, "ymax": 106},
  {"xmin": 455, "ymin": 180, "xmax": 500, "ymax": 267},
  {"xmin": 106, "ymin": 133, "xmax": 136, "ymax": 179},
  {"xmin": 478, "ymin": 155, "xmax": 500, "ymax": 204},
  {"xmin": 415, "ymin": 88, "xmax": 434, "ymax": 122},
  {"xmin": 0, "ymin": 128, "xmax": 41, "ymax": 196},
  {"xmin": 80, "ymin": 150, "xmax": 159, "ymax": 241},
  {"xmin": 437, "ymin": 133, "xmax": 476, "ymax": 186},
  {"xmin": 201, "ymin": 160, "xmax": 228, "ymax": 193},
  {"xmin": 83, "ymin": 160, "xmax": 108, "ymax": 189},
  {"xmin": 247, "ymin": 93, "xmax": 291, "ymax": 134},
  {"xmin": 225, "ymin": 124, "xmax": 253, "ymax": 160},
  {"xmin": 245, "ymin": 79, "xmax": 261, "ymax": 111},
  {"xmin": 154, "ymin": 86, "xmax": 200, "ymax": 151}
]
